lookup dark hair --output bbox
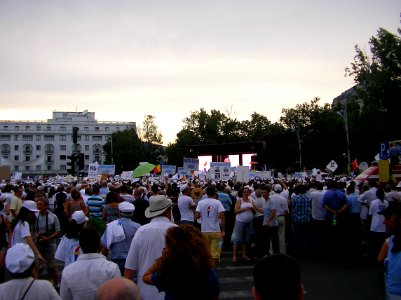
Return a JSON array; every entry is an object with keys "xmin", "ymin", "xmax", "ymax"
[
  {"xmin": 65, "ymin": 219, "xmax": 85, "ymax": 239},
  {"xmin": 157, "ymin": 224, "xmax": 213, "ymax": 299},
  {"xmin": 206, "ymin": 185, "xmax": 216, "ymax": 197},
  {"xmin": 376, "ymin": 187, "xmax": 385, "ymax": 201},
  {"xmin": 79, "ymin": 227, "xmax": 100, "ymax": 253},
  {"xmin": 105, "ymin": 191, "xmax": 119, "ymax": 204},
  {"xmin": 253, "ymin": 254, "xmax": 301, "ymax": 300},
  {"xmin": 10, "ymin": 261, "xmax": 35, "ymax": 279},
  {"xmin": 71, "ymin": 189, "xmax": 81, "ymax": 201},
  {"xmin": 14, "ymin": 207, "xmax": 35, "ymax": 227}
]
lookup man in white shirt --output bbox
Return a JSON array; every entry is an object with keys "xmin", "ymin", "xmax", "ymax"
[
  {"xmin": 195, "ymin": 185, "xmax": 225, "ymax": 268},
  {"xmin": 178, "ymin": 184, "xmax": 196, "ymax": 225},
  {"xmin": 271, "ymin": 184, "xmax": 289, "ymax": 254},
  {"xmin": 124, "ymin": 195, "xmax": 176, "ymax": 300},
  {"xmin": 60, "ymin": 227, "xmax": 121, "ymax": 300}
]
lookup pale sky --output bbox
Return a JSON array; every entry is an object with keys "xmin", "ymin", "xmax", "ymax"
[{"xmin": 0, "ymin": 0, "xmax": 399, "ymax": 145}]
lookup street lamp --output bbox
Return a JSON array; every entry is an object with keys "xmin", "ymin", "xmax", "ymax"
[
  {"xmin": 108, "ymin": 136, "xmax": 114, "ymax": 164},
  {"xmin": 337, "ymin": 101, "xmax": 351, "ymax": 174}
]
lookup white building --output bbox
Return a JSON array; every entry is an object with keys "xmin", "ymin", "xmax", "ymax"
[{"xmin": 0, "ymin": 111, "xmax": 135, "ymax": 176}]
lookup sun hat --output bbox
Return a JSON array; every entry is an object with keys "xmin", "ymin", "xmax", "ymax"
[
  {"xmin": 71, "ymin": 210, "xmax": 89, "ymax": 224},
  {"xmin": 22, "ymin": 200, "xmax": 39, "ymax": 212},
  {"xmin": 145, "ymin": 195, "xmax": 172, "ymax": 218},
  {"xmin": 5, "ymin": 243, "xmax": 35, "ymax": 273},
  {"xmin": 119, "ymin": 202, "xmax": 135, "ymax": 213}
]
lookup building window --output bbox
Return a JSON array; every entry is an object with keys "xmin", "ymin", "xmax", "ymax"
[
  {"xmin": 60, "ymin": 135, "xmax": 66, "ymax": 141},
  {"xmin": 60, "ymin": 165, "xmax": 66, "ymax": 171},
  {"xmin": 14, "ymin": 145, "xmax": 19, "ymax": 151},
  {"xmin": 85, "ymin": 135, "xmax": 89, "ymax": 141},
  {"xmin": 36, "ymin": 125, "xmax": 41, "ymax": 131},
  {"xmin": 25, "ymin": 166, "xmax": 30, "ymax": 171},
  {"xmin": 36, "ymin": 165, "xmax": 41, "ymax": 171},
  {"xmin": 84, "ymin": 127, "xmax": 89, "ymax": 132},
  {"xmin": 25, "ymin": 126, "xmax": 30, "ymax": 131},
  {"xmin": 60, "ymin": 145, "xmax": 66, "ymax": 151},
  {"xmin": 95, "ymin": 155, "xmax": 100, "ymax": 162},
  {"xmin": 15, "ymin": 166, "xmax": 19, "ymax": 171},
  {"xmin": 14, "ymin": 135, "xmax": 19, "ymax": 141},
  {"xmin": 60, "ymin": 126, "xmax": 66, "ymax": 131},
  {"xmin": 15, "ymin": 126, "xmax": 19, "ymax": 131},
  {"xmin": 60, "ymin": 155, "xmax": 66, "ymax": 160},
  {"xmin": 0, "ymin": 135, "xmax": 10, "ymax": 141},
  {"xmin": 47, "ymin": 156, "xmax": 52, "ymax": 162},
  {"xmin": 92, "ymin": 136, "xmax": 102, "ymax": 141},
  {"xmin": 85, "ymin": 145, "xmax": 89, "ymax": 151},
  {"xmin": 95, "ymin": 127, "xmax": 100, "ymax": 132},
  {"xmin": 85, "ymin": 155, "xmax": 89, "ymax": 160},
  {"xmin": 25, "ymin": 156, "xmax": 30, "ymax": 161},
  {"xmin": 36, "ymin": 145, "xmax": 41, "ymax": 151},
  {"xmin": 3, "ymin": 126, "xmax": 8, "ymax": 130},
  {"xmin": 46, "ymin": 126, "xmax": 51, "ymax": 131},
  {"xmin": 105, "ymin": 127, "xmax": 109, "ymax": 132},
  {"xmin": 36, "ymin": 135, "xmax": 41, "ymax": 141},
  {"xmin": 22, "ymin": 135, "xmax": 33, "ymax": 141},
  {"xmin": 47, "ymin": 165, "xmax": 51, "ymax": 171},
  {"xmin": 44, "ymin": 135, "xmax": 54, "ymax": 141},
  {"xmin": 14, "ymin": 155, "xmax": 19, "ymax": 161}
]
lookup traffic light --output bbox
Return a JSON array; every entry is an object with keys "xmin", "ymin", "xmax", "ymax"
[
  {"xmin": 67, "ymin": 154, "xmax": 76, "ymax": 175},
  {"xmin": 72, "ymin": 127, "xmax": 79, "ymax": 144},
  {"xmin": 78, "ymin": 153, "xmax": 85, "ymax": 171}
]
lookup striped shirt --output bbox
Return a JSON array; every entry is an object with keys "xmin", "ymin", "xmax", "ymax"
[{"xmin": 87, "ymin": 195, "xmax": 105, "ymax": 219}]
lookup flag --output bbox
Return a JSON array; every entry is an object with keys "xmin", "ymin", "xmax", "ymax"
[{"xmin": 153, "ymin": 164, "xmax": 161, "ymax": 174}]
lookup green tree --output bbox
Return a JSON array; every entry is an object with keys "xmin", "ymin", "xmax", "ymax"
[
  {"xmin": 138, "ymin": 115, "xmax": 164, "ymax": 163},
  {"xmin": 346, "ymin": 28, "xmax": 401, "ymax": 159},
  {"xmin": 103, "ymin": 128, "xmax": 143, "ymax": 174}
]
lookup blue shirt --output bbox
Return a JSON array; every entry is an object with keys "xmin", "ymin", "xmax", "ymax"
[
  {"xmin": 101, "ymin": 218, "xmax": 141, "ymax": 260},
  {"xmin": 322, "ymin": 189, "xmax": 347, "ymax": 212},
  {"xmin": 217, "ymin": 191, "xmax": 232, "ymax": 212},
  {"xmin": 385, "ymin": 236, "xmax": 401, "ymax": 296},
  {"xmin": 291, "ymin": 194, "xmax": 311, "ymax": 223},
  {"xmin": 347, "ymin": 193, "xmax": 362, "ymax": 214}
]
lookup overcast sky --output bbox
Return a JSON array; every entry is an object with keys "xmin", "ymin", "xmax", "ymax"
[{"xmin": 0, "ymin": 0, "xmax": 399, "ymax": 144}]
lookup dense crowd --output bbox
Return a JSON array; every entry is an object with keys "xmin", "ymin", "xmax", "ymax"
[{"xmin": 0, "ymin": 174, "xmax": 400, "ymax": 299}]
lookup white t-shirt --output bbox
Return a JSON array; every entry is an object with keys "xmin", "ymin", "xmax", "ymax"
[
  {"xmin": 178, "ymin": 195, "xmax": 195, "ymax": 222},
  {"xmin": 11, "ymin": 221, "xmax": 30, "ymax": 246},
  {"xmin": 369, "ymin": 199, "xmax": 388, "ymax": 232},
  {"xmin": 125, "ymin": 216, "xmax": 176, "ymax": 300},
  {"xmin": 55, "ymin": 236, "xmax": 81, "ymax": 267},
  {"xmin": 196, "ymin": 198, "xmax": 225, "ymax": 232}
]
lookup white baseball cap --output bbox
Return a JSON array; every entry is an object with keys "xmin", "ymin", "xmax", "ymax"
[
  {"xmin": 6, "ymin": 243, "xmax": 35, "ymax": 273},
  {"xmin": 71, "ymin": 210, "xmax": 89, "ymax": 224}
]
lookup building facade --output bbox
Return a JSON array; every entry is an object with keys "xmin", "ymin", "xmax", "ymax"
[{"xmin": 0, "ymin": 111, "xmax": 135, "ymax": 176}]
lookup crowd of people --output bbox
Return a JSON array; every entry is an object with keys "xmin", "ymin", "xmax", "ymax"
[{"xmin": 0, "ymin": 174, "xmax": 399, "ymax": 299}]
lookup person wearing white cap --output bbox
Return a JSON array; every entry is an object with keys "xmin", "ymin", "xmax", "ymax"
[
  {"xmin": 0, "ymin": 243, "xmax": 61, "ymax": 299},
  {"xmin": 11, "ymin": 201, "xmax": 45, "ymax": 263},
  {"xmin": 55, "ymin": 210, "xmax": 88, "ymax": 268},
  {"xmin": 101, "ymin": 202, "xmax": 141, "ymax": 274},
  {"xmin": 124, "ymin": 195, "xmax": 177, "ymax": 300},
  {"xmin": 178, "ymin": 184, "xmax": 197, "ymax": 225}
]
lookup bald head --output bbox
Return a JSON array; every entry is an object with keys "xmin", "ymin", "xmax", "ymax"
[{"xmin": 95, "ymin": 278, "xmax": 141, "ymax": 300}]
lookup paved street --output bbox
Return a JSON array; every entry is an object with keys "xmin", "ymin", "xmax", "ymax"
[{"xmin": 217, "ymin": 251, "xmax": 383, "ymax": 300}]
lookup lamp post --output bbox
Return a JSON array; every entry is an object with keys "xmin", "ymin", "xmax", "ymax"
[
  {"xmin": 108, "ymin": 136, "xmax": 114, "ymax": 164},
  {"xmin": 337, "ymin": 101, "xmax": 351, "ymax": 174}
]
